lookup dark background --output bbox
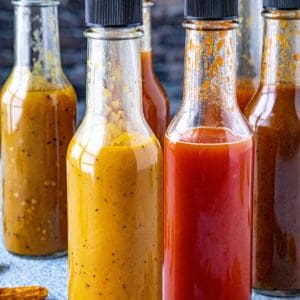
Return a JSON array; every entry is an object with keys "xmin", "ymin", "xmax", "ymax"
[{"xmin": 0, "ymin": 0, "xmax": 185, "ymax": 119}]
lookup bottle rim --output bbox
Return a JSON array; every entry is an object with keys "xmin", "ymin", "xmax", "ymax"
[
  {"xmin": 263, "ymin": 9, "xmax": 300, "ymax": 19},
  {"xmin": 183, "ymin": 19, "xmax": 239, "ymax": 31},
  {"xmin": 143, "ymin": 1, "xmax": 154, "ymax": 8},
  {"xmin": 12, "ymin": 0, "xmax": 59, "ymax": 7},
  {"xmin": 84, "ymin": 27, "xmax": 143, "ymax": 41}
]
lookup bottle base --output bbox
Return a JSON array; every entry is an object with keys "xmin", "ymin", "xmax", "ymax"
[
  {"xmin": 7, "ymin": 249, "xmax": 67, "ymax": 259},
  {"xmin": 254, "ymin": 287, "xmax": 300, "ymax": 297}
]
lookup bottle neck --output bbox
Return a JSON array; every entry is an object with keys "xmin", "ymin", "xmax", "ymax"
[
  {"xmin": 183, "ymin": 20, "xmax": 238, "ymax": 109},
  {"xmin": 13, "ymin": 1, "xmax": 63, "ymax": 81},
  {"xmin": 85, "ymin": 28, "xmax": 149, "ymax": 144},
  {"xmin": 237, "ymin": 0, "xmax": 263, "ymax": 80},
  {"xmin": 141, "ymin": 2, "xmax": 153, "ymax": 52},
  {"xmin": 261, "ymin": 10, "xmax": 300, "ymax": 86}
]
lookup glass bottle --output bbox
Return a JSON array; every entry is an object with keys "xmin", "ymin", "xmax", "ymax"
[
  {"xmin": 141, "ymin": 0, "xmax": 170, "ymax": 146},
  {"xmin": 245, "ymin": 1, "xmax": 300, "ymax": 296},
  {"xmin": 67, "ymin": 0, "xmax": 162, "ymax": 298},
  {"xmin": 164, "ymin": 0, "xmax": 253, "ymax": 299},
  {"xmin": 236, "ymin": 0, "xmax": 263, "ymax": 111},
  {"xmin": 1, "ymin": 0, "xmax": 77, "ymax": 257}
]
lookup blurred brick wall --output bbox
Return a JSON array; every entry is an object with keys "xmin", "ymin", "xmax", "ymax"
[{"xmin": 0, "ymin": 0, "xmax": 184, "ymax": 118}]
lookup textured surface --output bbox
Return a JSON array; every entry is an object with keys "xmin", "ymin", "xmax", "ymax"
[
  {"xmin": 0, "ymin": 213, "xmax": 68, "ymax": 299},
  {"xmin": 0, "ymin": 171, "xmax": 299, "ymax": 299}
]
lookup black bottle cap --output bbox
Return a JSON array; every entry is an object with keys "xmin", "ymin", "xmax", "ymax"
[
  {"xmin": 85, "ymin": 0, "xmax": 142, "ymax": 27},
  {"xmin": 263, "ymin": 0, "xmax": 300, "ymax": 9},
  {"xmin": 184, "ymin": 0, "xmax": 238, "ymax": 20}
]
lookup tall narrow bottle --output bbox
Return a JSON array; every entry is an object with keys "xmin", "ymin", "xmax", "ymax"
[
  {"xmin": 236, "ymin": 0, "xmax": 263, "ymax": 111},
  {"xmin": 67, "ymin": 0, "xmax": 162, "ymax": 298},
  {"xmin": 245, "ymin": 0, "xmax": 300, "ymax": 296},
  {"xmin": 141, "ymin": 0, "xmax": 170, "ymax": 146},
  {"xmin": 1, "ymin": 0, "xmax": 77, "ymax": 256},
  {"xmin": 164, "ymin": 0, "xmax": 253, "ymax": 299}
]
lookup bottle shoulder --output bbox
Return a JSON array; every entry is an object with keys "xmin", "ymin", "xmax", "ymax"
[
  {"xmin": 2, "ymin": 66, "xmax": 73, "ymax": 89},
  {"xmin": 67, "ymin": 125, "xmax": 162, "ymax": 169},
  {"xmin": 0, "ymin": 68, "xmax": 77, "ymax": 105},
  {"xmin": 245, "ymin": 84, "xmax": 300, "ymax": 131},
  {"xmin": 142, "ymin": 71, "xmax": 169, "ymax": 101},
  {"xmin": 141, "ymin": 51, "xmax": 169, "ymax": 103},
  {"xmin": 142, "ymin": 85, "xmax": 169, "ymax": 116},
  {"xmin": 70, "ymin": 116, "xmax": 159, "ymax": 148},
  {"xmin": 167, "ymin": 100, "xmax": 253, "ymax": 143}
]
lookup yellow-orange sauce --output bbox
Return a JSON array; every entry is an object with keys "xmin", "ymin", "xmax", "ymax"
[
  {"xmin": 67, "ymin": 133, "xmax": 162, "ymax": 299},
  {"xmin": 1, "ymin": 71, "xmax": 77, "ymax": 256}
]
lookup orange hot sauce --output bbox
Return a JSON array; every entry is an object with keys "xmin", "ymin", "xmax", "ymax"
[
  {"xmin": 142, "ymin": 50, "xmax": 170, "ymax": 145},
  {"xmin": 141, "ymin": 1, "xmax": 170, "ymax": 146}
]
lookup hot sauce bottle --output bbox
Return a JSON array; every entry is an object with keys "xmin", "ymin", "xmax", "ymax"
[
  {"xmin": 164, "ymin": 0, "xmax": 253, "ymax": 299},
  {"xmin": 1, "ymin": 0, "xmax": 77, "ymax": 257},
  {"xmin": 67, "ymin": 0, "xmax": 162, "ymax": 298},
  {"xmin": 237, "ymin": 0, "xmax": 263, "ymax": 111},
  {"xmin": 141, "ymin": 0, "xmax": 170, "ymax": 146},
  {"xmin": 245, "ymin": 0, "xmax": 300, "ymax": 296}
]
